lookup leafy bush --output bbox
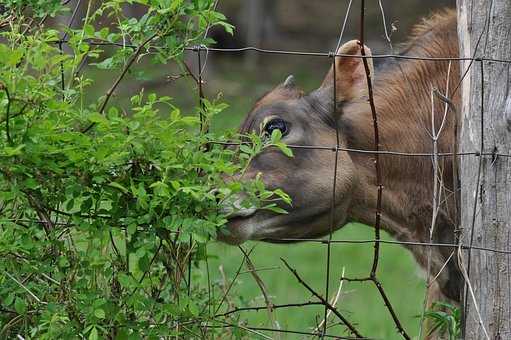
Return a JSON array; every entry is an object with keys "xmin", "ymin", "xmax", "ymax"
[
  {"xmin": 424, "ymin": 302, "xmax": 461, "ymax": 340},
  {"xmin": 0, "ymin": 1, "xmax": 290, "ymax": 338}
]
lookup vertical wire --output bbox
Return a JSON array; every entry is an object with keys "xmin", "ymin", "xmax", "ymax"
[
  {"xmin": 59, "ymin": 0, "xmax": 83, "ymax": 101},
  {"xmin": 322, "ymin": 51, "xmax": 340, "ymax": 338},
  {"xmin": 188, "ymin": 48, "xmax": 205, "ymax": 297},
  {"xmin": 321, "ymin": 2, "xmax": 353, "ymax": 334}
]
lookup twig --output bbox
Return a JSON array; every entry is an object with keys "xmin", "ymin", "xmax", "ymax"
[
  {"xmin": 4, "ymin": 270, "xmax": 46, "ymax": 304},
  {"xmin": 239, "ymin": 266, "xmax": 280, "ymax": 275},
  {"xmin": 218, "ymin": 265, "xmax": 235, "ymax": 314},
  {"xmin": 429, "ymin": 250, "xmax": 456, "ymax": 285},
  {"xmin": 82, "ymin": 32, "xmax": 159, "ymax": 133},
  {"xmin": 315, "ymin": 267, "xmax": 346, "ymax": 334},
  {"xmin": 214, "ymin": 246, "xmax": 255, "ymax": 315},
  {"xmin": 359, "ymin": 0, "xmax": 382, "ymax": 282},
  {"xmin": 209, "ymin": 319, "xmax": 273, "ymax": 340},
  {"xmin": 280, "ymin": 258, "xmax": 363, "ymax": 338},
  {"xmin": 419, "ymin": 62, "xmax": 453, "ymax": 338},
  {"xmin": 335, "ymin": 0, "xmax": 353, "ymax": 52},
  {"xmin": 457, "ymin": 245, "xmax": 490, "ymax": 340},
  {"xmin": 24, "ymin": 192, "xmax": 54, "ymax": 233},
  {"xmin": 238, "ymin": 246, "xmax": 278, "ymax": 333},
  {"xmin": 215, "ymin": 301, "xmax": 323, "ymax": 318},
  {"xmin": 377, "ymin": 0, "xmax": 393, "ymax": 51}
]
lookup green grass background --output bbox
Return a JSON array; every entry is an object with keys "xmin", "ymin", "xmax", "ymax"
[{"xmin": 202, "ymin": 225, "xmax": 424, "ymax": 339}]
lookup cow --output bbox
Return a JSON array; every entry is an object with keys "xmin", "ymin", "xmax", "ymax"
[{"xmin": 219, "ymin": 9, "xmax": 462, "ymax": 306}]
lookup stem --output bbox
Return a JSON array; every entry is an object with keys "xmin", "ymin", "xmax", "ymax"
[
  {"xmin": 2, "ymin": 85, "xmax": 12, "ymax": 145},
  {"xmin": 81, "ymin": 32, "xmax": 159, "ymax": 133}
]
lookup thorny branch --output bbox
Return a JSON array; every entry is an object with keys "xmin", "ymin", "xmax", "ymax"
[
  {"xmin": 215, "ymin": 301, "xmax": 324, "ymax": 318},
  {"xmin": 281, "ymin": 258, "xmax": 364, "ymax": 338},
  {"xmin": 358, "ymin": 1, "xmax": 410, "ymax": 339}
]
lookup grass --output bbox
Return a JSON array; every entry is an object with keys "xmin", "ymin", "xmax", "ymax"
[{"xmin": 199, "ymin": 225, "xmax": 425, "ymax": 339}]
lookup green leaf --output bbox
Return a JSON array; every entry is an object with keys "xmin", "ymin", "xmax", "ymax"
[
  {"xmin": 188, "ymin": 300, "xmax": 199, "ymax": 316},
  {"xmin": 88, "ymin": 112, "xmax": 109, "ymax": 125},
  {"xmin": 2, "ymin": 144, "xmax": 25, "ymax": 157},
  {"xmin": 109, "ymin": 182, "xmax": 129, "ymax": 194},
  {"xmin": 239, "ymin": 144, "xmax": 252, "ymax": 155},
  {"xmin": 88, "ymin": 327, "xmax": 99, "ymax": 340},
  {"xmin": 270, "ymin": 129, "xmax": 282, "ymax": 143},
  {"xmin": 262, "ymin": 204, "xmax": 288, "ymax": 214},
  {"xmin": 94, "ymin": 309, "xmax": 106, "ymax": 319},
  {"xmin": 275, "ymin": 142, "xmax": 293, "ymax": 157},
  {"xmin": 14, "ymin": 297, "xmax": 27, "ymax": 314},
  {"xmin": 4, "ymin": 293, "xmax": 14, "ymax": 306}
]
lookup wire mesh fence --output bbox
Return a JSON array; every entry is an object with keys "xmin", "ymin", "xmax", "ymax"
[
  {"xmin": 180, "ymin": 1, "xmax": 510, "ymax": 338},
  {"xmin": 4, "ymin": 0, "xmax": 511, "ymax": 338}
]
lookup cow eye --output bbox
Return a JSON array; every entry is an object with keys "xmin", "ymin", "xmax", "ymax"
[{"xmin": 263, "ymin": 118, "xmax": 288, "ymax": 137}]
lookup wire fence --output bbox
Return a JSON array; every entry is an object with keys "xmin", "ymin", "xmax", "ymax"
[
  {"xmin": 9, "ymin": 0, "xmax": 511, "ymax": 338},
  {"xmin": 180, "ymin": 1, "xmax": 510, "ymax": 339}
]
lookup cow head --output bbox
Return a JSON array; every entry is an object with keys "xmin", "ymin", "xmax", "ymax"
[{"xmin": 219, "ymin": 40, "xmax": 373, "ymax": 244}]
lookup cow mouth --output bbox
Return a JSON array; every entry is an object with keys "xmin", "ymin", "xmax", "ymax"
[
  {"xmin": 260, "ymin": 238, "xmax": 301, "ymax": 244},
  {"xmin": 217, "ymin": 213, "xmax": 259, "ymax": 245},
  {"xmin": 220, "ymin": 206, "xmax": 334, "ymax": 245}
]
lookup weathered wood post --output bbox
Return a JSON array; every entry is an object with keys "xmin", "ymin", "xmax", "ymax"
[{"xmin": 457, "ymin": 0, "xmax": 511, "ymax": 338}]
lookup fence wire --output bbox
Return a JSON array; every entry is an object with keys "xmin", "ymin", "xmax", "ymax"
[{"xmin": 10, "ymin": 0, "xmax": 511, "ymax": 339}]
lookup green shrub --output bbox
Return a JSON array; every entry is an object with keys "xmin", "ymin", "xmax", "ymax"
[{"xmin": 0, "ymin": 1, "xmax": 290, "ymax": 338}]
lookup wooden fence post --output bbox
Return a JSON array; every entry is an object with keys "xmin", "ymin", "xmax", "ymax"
[{"xmin": 457, "ymin": 0, "xmax": 511, "ymax": 338}]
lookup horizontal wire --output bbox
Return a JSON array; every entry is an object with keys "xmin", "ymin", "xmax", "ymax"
[
  {"xmin": 208, "ymin": 141, "xmax": 511, "ymax": 158},
  {"xmin": 204, "ymin": 322, "xmax": 372, "ymax": 339},
  {"xmin": 48, "ymin": 39, "xmax": 511, "ymax": 64},
  {"xmin": 262, "ymin": 238, "xmax": 511, "ymax": 255},
  {"xmin": 4, "ymin": 218, "xmax": 511, "ymax": 255},
  {"xmin": 186, "ymin": 45, "xmax": 511, "ymax": 64}
]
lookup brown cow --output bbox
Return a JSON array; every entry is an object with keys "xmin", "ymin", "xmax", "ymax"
[{"xmin": 219, "ymin": 9, "xmax": 462, "ymax": 305}]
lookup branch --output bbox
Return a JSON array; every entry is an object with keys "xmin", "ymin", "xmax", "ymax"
[
  {"xmin": 314, "ymin": 267, "xmax": 346, "ymax": 334},
  {"xmin": 81, "ymin": 32, "xmax": 159, "ymax": 133},
  {"xmin": 215, "ymin": 301, "xmax": 323, "ymax": 318},
  {"xmin": 280, "ymin": 258, "xmax": 363, "ymax": 338},
  {"xmin": 238, "ymin": 246, "xmax": 278, "ymax": 332},
  {"xmin": 4, "ymin": 270, "xmax": 46, "ymax": 304}
]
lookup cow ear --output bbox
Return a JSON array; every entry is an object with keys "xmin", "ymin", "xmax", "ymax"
[{"xmin": 319, "ymin": 40, "xmax": 373, "ymax": 101}]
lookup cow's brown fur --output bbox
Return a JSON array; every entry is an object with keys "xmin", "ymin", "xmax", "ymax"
[
  {"xmin": 342, "ymin": 9, "xmax": 461, "ymax": 302},
  {"xmin": 222, "ymin": 9, "xmax": 462, "ymax": 305}
]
